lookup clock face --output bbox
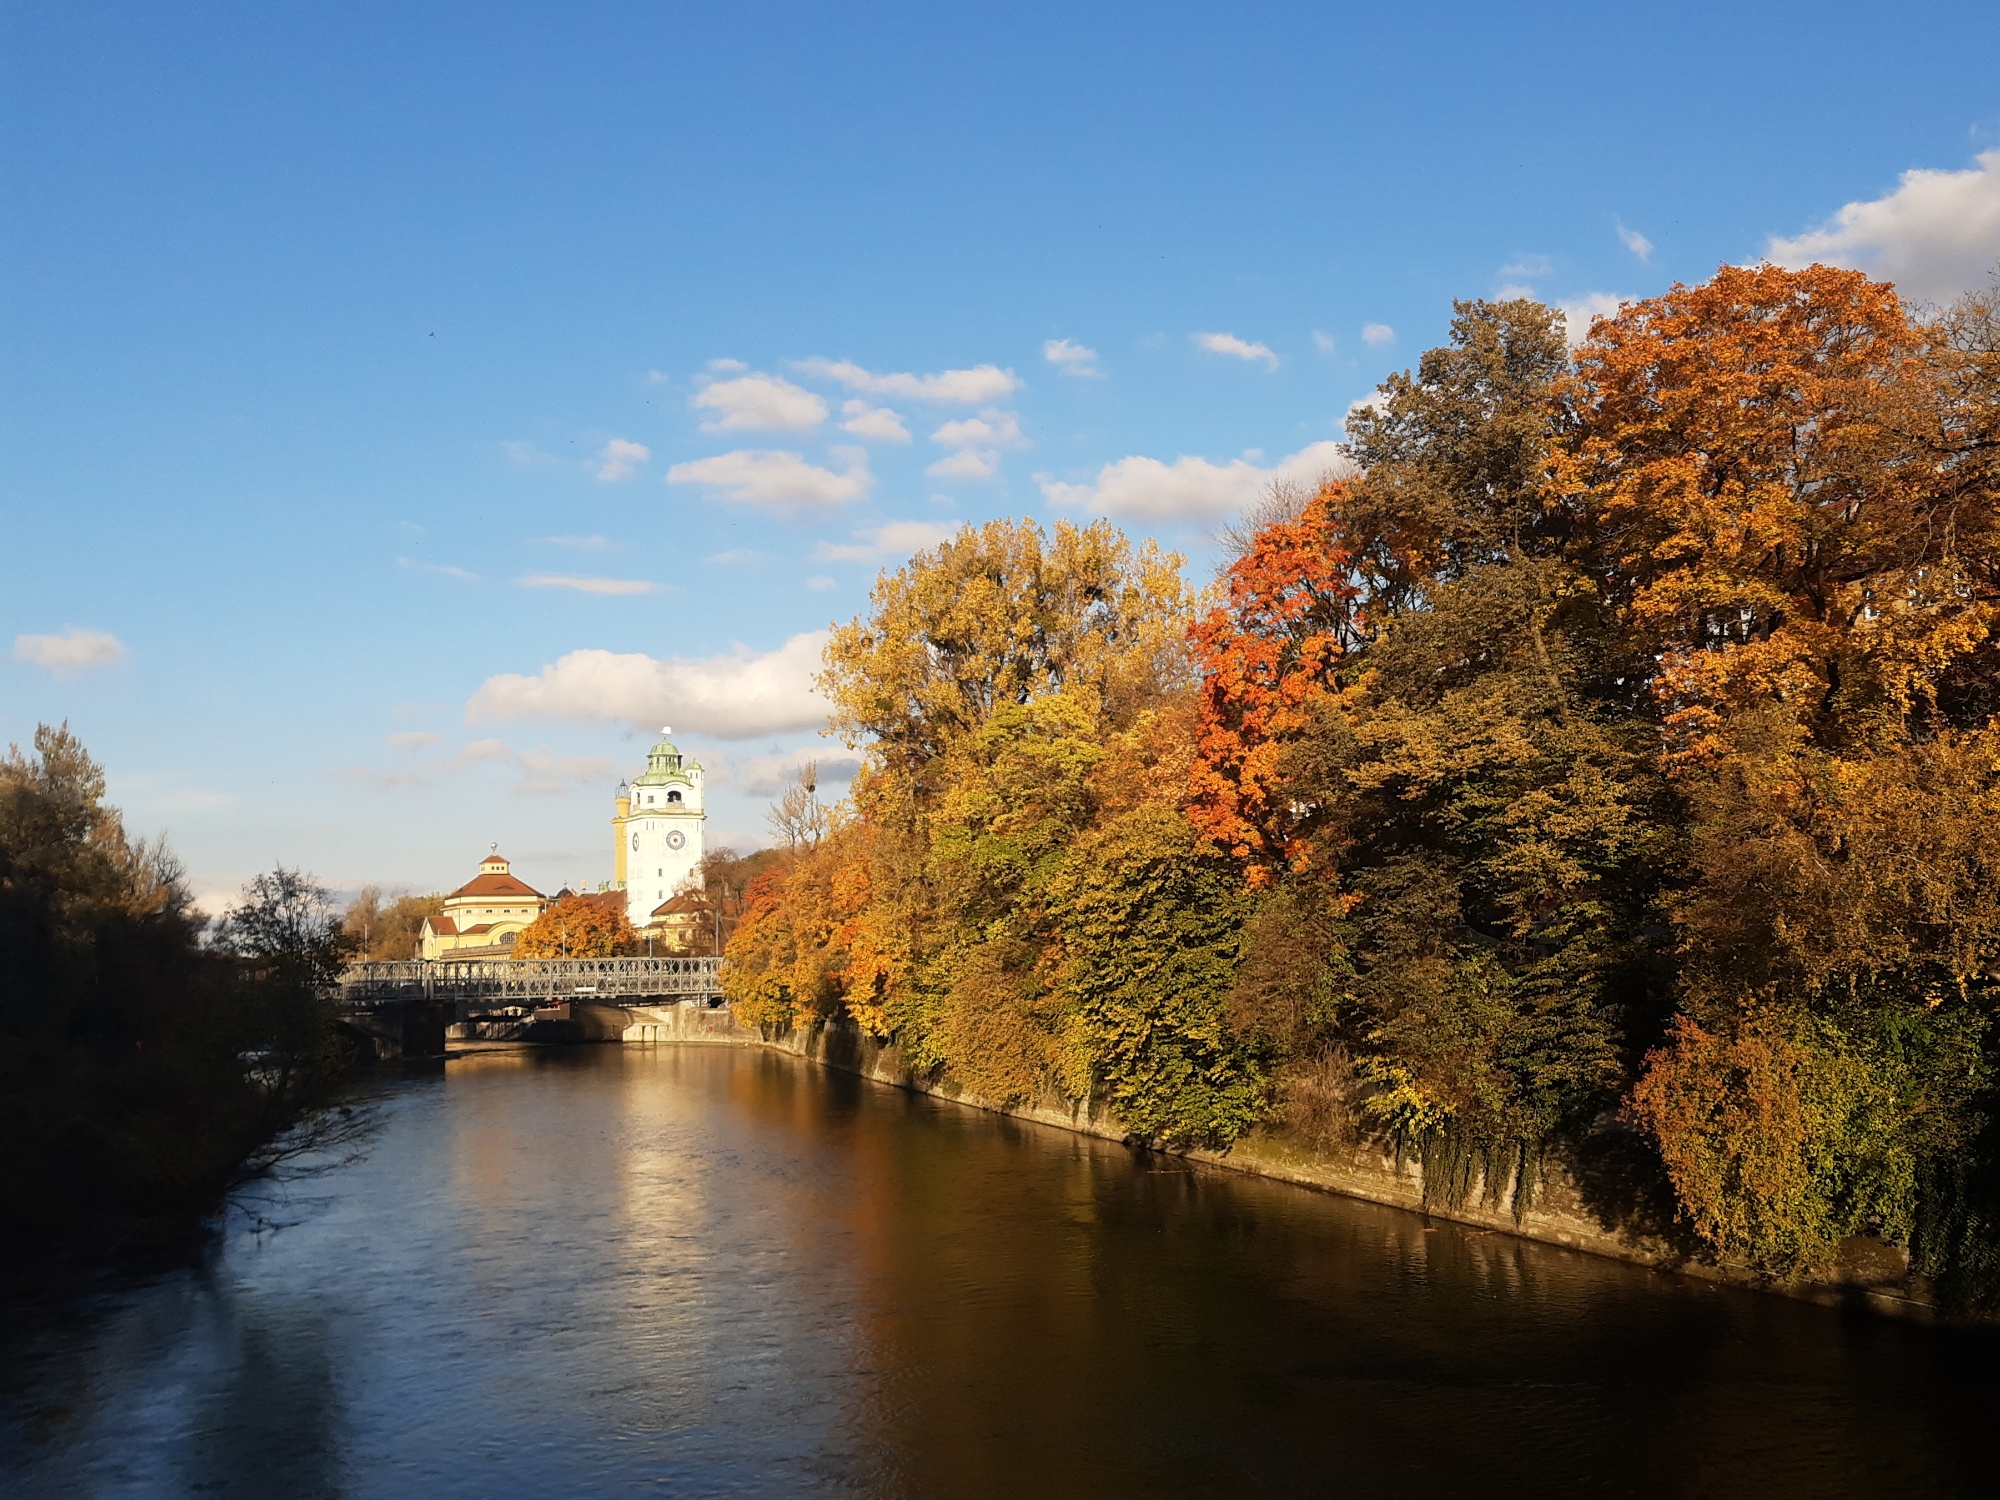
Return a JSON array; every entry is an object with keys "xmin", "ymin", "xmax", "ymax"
[
  {"xmin": 666, "ymin": 830, "xmax": 687, "ymax": 851},
  {"xmin": 630, "ymin": 832, "xmax": 639, "ymax": 851}
]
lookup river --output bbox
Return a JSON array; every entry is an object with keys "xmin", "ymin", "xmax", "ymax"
[{"xmin": 2, "ymin": 1045, "xmax": 1993, "ymax": 1497}]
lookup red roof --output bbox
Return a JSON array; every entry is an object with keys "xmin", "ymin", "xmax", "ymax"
[
  {"xmin": 448, "ymin": 871, "xmax": 543, "ymax": 900},
  {"xmin": 427, "ymin": 914, "xmax": 460, "ymax": 936},
  {"xmin": 651, "ymin": 891, "xmax": 708, "ymax": 918}
]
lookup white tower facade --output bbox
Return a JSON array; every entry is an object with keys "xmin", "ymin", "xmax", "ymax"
[{"xmin": 621, "ymin": 728, "xmax": 706, "ymax": 928}]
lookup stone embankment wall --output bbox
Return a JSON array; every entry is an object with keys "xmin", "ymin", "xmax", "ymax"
[{"xmin": 616, "ymin": 1000, "xmax": 1931, "ymax": 1318}]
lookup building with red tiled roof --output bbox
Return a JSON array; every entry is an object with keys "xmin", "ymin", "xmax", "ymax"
[{"xmin": 419, "ymin": 848, "xmax": 549, "ymax": 959}]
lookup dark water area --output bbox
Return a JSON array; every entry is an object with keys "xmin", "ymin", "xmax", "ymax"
[{"xmin": 2, "ymin": 1046, "xmax": 1994, "ymax": 1498}]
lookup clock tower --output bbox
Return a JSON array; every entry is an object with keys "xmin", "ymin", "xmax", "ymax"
[{"xmin": 616, "ymin": 727, "xmax": 706, "ymax": 928}]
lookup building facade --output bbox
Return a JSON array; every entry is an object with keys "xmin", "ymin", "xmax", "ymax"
[
  {"xmin": 419, "ymin": 849, "xmax": 548, "ymax": 959},
  {"xmin": 614, "ymin": 728, "xmax": 706, "ymax": 930}
]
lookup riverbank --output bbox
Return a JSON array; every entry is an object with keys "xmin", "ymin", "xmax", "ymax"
[{"xmin": 610, "ymin": 999, "xmax": 1937, "ymax": 1321}]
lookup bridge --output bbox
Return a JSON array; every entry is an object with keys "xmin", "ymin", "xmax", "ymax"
[
  {"xmin": 336, "ymin": 957, "xmax": 727, "ymax": 1056},
  {"xmin": 339, "ymin": 956, "xmax": 725, "ymax": 1007}
]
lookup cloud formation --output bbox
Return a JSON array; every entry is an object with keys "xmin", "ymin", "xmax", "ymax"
[
  {"xmin": 594, "ymin": 437, "xmax": 651, "ymax": 481},
  {"xmin": 1312, "ymin": 331, "xmax": 1336, "ymax": 354},
  {"xmin": 1193, "ymin": 331, "xmax": 1277, "ymax": 366},
  {"xmin": 397, "ymin": 557, "xmax": 478, "ymax": 580},
  {"xmin": 1039, "ymin": 440, "xmax": 1354, "ymax": 523},
  {"xmin": 927, "ymin": 449, "xmax": 1001, "ymax": 480},
  {"xmin": 516, "ymin": 574, "xmax": 656, "ymax": 595},
  {"xmin": 813, "ymin": 519, "xmax": 959, "ymax": 563},
  {"xmin": 502, "ymin": 440, "xmax": 559, "ymax": 466},
  {"xmin": 1362, "ymin": 323, "xmax": 1396, "ymax": 347},
  {"xmin": 730, "ymin": 746, "xmax": 862, "ymax": 797},
  {"xmin": 1767, "ymin": 149, "xmax": 2000, "ymax": 306},
  {"xmin": 467, "ymin": 630, "xmax": 833, "ymax": 739},
  {"xmin": 1617, "ymin": 222, "xmax": 1655, "ymax": 262},
  {"xmin": 793, "ymin": 358, "xmax": 1019, "ymax": 405},
  {"xmin": 840, "ymin": 399, "xmax": 911, "ymax": 442},
  {"xmin": 13, "ymin": 626, "xmax": 125, "ymax": 678},
  {"xmin": 666, "ymin": 448, "xmax": 870, "ymax": 513},
  {"xmin": 1558, "ymin": 292, "xmax": 1626, "ymax": 346},
  {"xmin": 930, "ymin": 410, "xmax": 1025, "ymax": 450},
  {"xmin": 692, "ymin": 373, "xmax": 827, "ymax": 433},
  {"xmin": 1043, "ymin": 338, "xmax": 1101, "ymax": 376}
]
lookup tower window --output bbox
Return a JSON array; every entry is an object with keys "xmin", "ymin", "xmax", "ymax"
[{"xmin": 667, "ymin": 790, "xmax": 682, "ymax": 803}]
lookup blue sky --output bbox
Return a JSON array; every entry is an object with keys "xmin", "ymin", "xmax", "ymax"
[{"xmin": 5, "ymin": 0, "xmax": 1999, "ymax": 907}]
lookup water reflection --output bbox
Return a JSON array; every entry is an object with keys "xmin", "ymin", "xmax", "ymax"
[{"xmin": 2, "ymin": 1046, "xmax": 1993, "ymax": 1498}]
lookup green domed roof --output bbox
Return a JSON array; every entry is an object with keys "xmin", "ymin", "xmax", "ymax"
[{"xmin": 634, "ymin": 725, "xmax": 700, "ymax": 785}]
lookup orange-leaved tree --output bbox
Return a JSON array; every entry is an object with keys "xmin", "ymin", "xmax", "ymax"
[
  {"xmin": 1186, "ymin": 481, "xmax": 1360, "ymax": 881},
  {"xmin": 515, "ymin": 893, "xmax": 635, "ymax": 958},
  {"xmin": 1560, "ymin": 262, "xmax": 1997, "ymax": 767}
]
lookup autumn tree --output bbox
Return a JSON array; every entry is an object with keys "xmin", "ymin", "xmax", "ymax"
[
  {"xmin": 1191, "ymin": 299, "xmax": 1674, "ymax": 1212},
  {"xmin": 343, "ymin": 886, "xmax": 443, "ymax": 961},
  {"xmin": 1567, "ymin": 266, "xmax": 2000, "ymax": 1283},
  {"xmin": 516, "ymin": 892, "xmax": 636, "ymax": 958},
  {"xmin": 810, "ymin": 518, "xmax": 1198, "ymax": 1092}
]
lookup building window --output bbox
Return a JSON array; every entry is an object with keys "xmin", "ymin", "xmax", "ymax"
[{"xmin": 667, "ymin": 790, "xmax": 682, "ymax": 803}]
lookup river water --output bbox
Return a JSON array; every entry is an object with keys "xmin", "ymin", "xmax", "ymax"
[{"xmin": 2, "ymin": 1046, "xmax": 1993, "ymax": 1498}]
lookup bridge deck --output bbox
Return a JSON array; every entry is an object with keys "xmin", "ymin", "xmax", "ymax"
[{"xmin": 339, "ymin": 957, "xmax": 723, "ymax": 1008}]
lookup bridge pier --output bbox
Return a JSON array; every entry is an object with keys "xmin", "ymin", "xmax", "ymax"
[{"xmin": 620, "ymin": 1000, "xmax": 757, "ymax": 1045}]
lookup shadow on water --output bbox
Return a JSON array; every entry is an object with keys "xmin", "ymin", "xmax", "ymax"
[{"xmin": 3, "ymin": 1044, "xmax": 1996, "ymax": 1499}]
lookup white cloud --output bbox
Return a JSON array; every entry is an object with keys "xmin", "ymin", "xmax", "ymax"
[
  {"xmin": 805, "ymin": 575, "xmax": 837, "ymax": 590},
  {"xmin": 533, "ymin": 533, "xmax": 610, "ymax": 550},
  {"xmin": 387, "ymin": 731, "xmax": 443, "ymax": 750},
  {"xmin": 646, "ymin": 369, "xmax": 672, "ymax": 385},
  {"xmin": 1767, "ymin": 149, "xmax": 2000, "ymax": 306},
  {"xmin": 732, "ymin": 746, "xmax": 862, "ymax": 798},
  {"xmin": 1039, "ymin": 439, "xmax": 1354, "ymax": 523},
  {"xmin": 1361, "ymin": 323, "xmax": 1395, "ymax": 347},
  {"xmin": 665, "ymin": 447, "xmax": 870, "ymax": 513},
  {"xmin": 1494, "ymin": 283, "xmax": 1540, "ymax": 302},
  {"xmin": 813, "ymin": 519, "xmax": 959, "ymax": 563},
  {"xmin": 397, "ymin": 557, "xmax": 478, "ymax": 580},
  {"xmin": 1499, "ymin": 256, "xmax": 1553, "ymax": 279},
  {"xmin": 930, "ymin": 409, "xmax": 1025, "ymax": 450},
  {"xmin": 840, "ymin": 399, "xmax": 912, "ymax": 442},
  {"xmin": 1043, "ymin": 338, "xmax": 1101, "ymax": 376},
  {"xmin": 927, "ymin": 449, "xmax": 1001, "ymax": 480},
  {"xmin": 707, "ymin": 358, "xmax": 748, "ymax": 373},
  {"xmin": 1617, "ymin": 222, "xmax": 1655, "ymax": 263},
  {"xmin": 13, "ymin": 626, "xmax": 125, "ymax": 678},
  {"xmin": 502, "ymin": 440, "xmax": 560, "ymax": 466},
  {"xmin": 516, "ymin": 574, "xmax": 656, "ymax": 595},
  {"xmin": 1193, "ymin": 331, "xmax": 1277, "ymax": 367},
  {"xmin": 706, "ymin": 548, "xmax": 763, "ymax": 565},
  {"xmin": 692, "ymin": 373, "xmax": 827, "ymax": 433},
  {"xmin": 1559, "ymin": 292, "xmax": 1627, "ymax": 346},
  {"xmin": 466, "ymin": 630, "xmax": 833, "ymax": 739},
  {"xmin": 594, "ymin": 437, "xmax": 651, "ymax": 482},
  {"xmin": 1312, "ymin": 330, "xmax": 1336, "ymax": 355},
  {"xmin": 792, "ymin": 358, "xmax": 1019, "ymax": 405}
]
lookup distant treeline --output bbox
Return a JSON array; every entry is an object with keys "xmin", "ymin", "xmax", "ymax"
[
  {"xmin": 725, "ymin": 265, "xmax": 2000, "ymax": 1307},
  {"xmin": 0, "ymin": 726, "xmax": 360, "ymax": 1271}
]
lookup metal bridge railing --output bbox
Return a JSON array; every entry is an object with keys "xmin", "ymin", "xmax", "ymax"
[{"xmin": 338, "ymin": 956, "xmax": 724, "ymax": 1008}]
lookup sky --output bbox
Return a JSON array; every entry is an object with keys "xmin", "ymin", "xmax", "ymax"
[{"xmin": 5, "ymin": 0, "xmax": 2000, "ymax": 909}]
